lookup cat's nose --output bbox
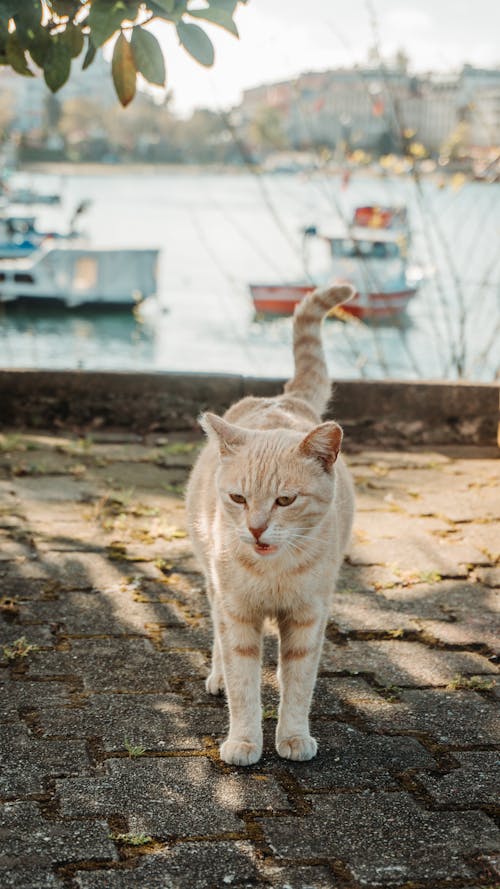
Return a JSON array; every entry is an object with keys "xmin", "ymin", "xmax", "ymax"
[{"xmin": 249, "ymin": 524, "xmax": 267, "ymax": 541}]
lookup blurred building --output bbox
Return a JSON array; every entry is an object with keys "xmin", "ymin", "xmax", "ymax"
[
  {"xmin": 0, "ymin": 52, "xmax": 115, "ymax": 136},
  {"xmin": 238, "ymin": 64, "xmax": 500, "ymax": 158}
]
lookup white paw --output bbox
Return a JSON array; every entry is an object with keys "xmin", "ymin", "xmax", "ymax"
[
  {"xmin": 219, "ymin": 738, "xmax": 262, "ymax": 766},
  {"xmin": 205, "ymin": 671, "xmax": 224, "ymax": 695},
  {"xmin": 276, "ymin": 734, "xmax": 318, "ymax": 761}
]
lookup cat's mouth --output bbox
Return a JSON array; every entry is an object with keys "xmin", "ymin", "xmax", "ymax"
[{"xmin": 254, "ymin": 542, "xmax": 278, "ymax": 555}]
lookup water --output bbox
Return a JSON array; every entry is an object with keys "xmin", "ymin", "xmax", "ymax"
[{"xmin": 1, "ymin": 169, "xmax": 499, "ymax": 381}]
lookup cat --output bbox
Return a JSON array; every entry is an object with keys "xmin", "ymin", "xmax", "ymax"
[{"xmin": 186, "ymin": 283, "xmax": 356, "ymax": 766}]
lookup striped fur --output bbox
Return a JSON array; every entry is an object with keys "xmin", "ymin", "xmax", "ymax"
[{"xmin": 284, "ymin": 283, "xmax": 354, "ymax": 414}]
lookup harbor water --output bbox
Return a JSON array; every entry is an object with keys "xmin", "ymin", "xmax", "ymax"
[{"xmin": 1, "ymin": 168, "xmax": 499, "ymax": 382}]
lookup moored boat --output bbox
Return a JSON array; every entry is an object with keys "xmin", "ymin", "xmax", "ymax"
[
  {"xmin": 0, "ymin": 245, "xmax": 159, "ymax": 308},
  {"xmin": 250, "ymin": 282, "xmax": 416, "ymax": 319},
  {"xmin": 250, "ymin": 226, "xmax": 419, "ymax": 320},
  {"xmin": 0, "ymin": 202, "xmax": 90, "ymax": 260}
]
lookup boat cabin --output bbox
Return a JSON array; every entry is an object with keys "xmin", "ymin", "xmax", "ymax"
[{"xmin": 0, "ymin": 246, "xmax": 160, "ymax": 307}]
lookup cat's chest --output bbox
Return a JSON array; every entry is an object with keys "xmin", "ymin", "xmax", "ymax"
[{"xmin": 225, "ymin": 560, "xmax": 333, "ymax": 616}]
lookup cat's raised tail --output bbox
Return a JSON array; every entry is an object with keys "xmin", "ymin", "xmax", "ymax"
[{"xmin": 284, "ymin": 283, "xmax": 355, "ymax": 415}]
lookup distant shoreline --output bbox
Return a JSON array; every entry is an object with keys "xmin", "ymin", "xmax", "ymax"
[
  {"xmin": 20, "ymin": 162, "xmax": 259, "ymax": 176},
  {"xmin": 18, "ymin": 161, "xmax": 487, "ymax": 184}
]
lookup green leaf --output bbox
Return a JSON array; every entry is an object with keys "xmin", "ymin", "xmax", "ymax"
[
  {"xmin": 51, "ymin": 0, "xmax": 81, "ymax": 16},
  {"xmin": 176, "ymin": 21, "xmax": 214, "ymax": 67},
  {"xmin": 188, "ymin": 7, "xmax": 238, "ymax": 37},
  {"xmin": 82, "ymin": 39, "xmax": 96, "ymax": 70},
  {"xmin": 6, "ymin": 32, "xmax": 33, "ymax": 76},
  {"xmin": 150, "ymin": 0, "xmax": 176, "ymax": 12},
  {"xmin": 148, "ymin": 1, "xmax": 178, "ymax": 23},
  {"xmin": 62, "ymin": 22, "xmax": 84, "ymax": 58},
  {"xmin": 27, "ymin": 26, "xmax": 51, "ymax": 68},
  {"xmin": 204, "ymin": 0, "xmax": 238, "ymax": 12},
  {"xmin": 86, "ymin": 0, "xmax": 127, "ymax": 47},
  {"xmin": 131, "ymin": 26, "xmax": 166, "ymax": 86},
  {"xmin": 0, "ymin": 0, "xmax": 17, "ymax": 18},
  {"xmin": 43, "ymin": 36, "xmax": 72, "ymax": 91},
  {"xmin": 13, "ymin": 0, "xmax": 42, "ymax": 34},
  {"xmin": 112, "ymin": 31, "xmax": 136, "ymax": 106}
]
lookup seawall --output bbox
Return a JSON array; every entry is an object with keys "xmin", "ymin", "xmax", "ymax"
[{"xmin": 1, "ymin": 370, "xmax": 498, "ymax": 447}]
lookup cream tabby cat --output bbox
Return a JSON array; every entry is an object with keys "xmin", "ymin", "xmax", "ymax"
[{"xmin": 186, "ymin": 284, "xmax": 355, "ymax": 766}]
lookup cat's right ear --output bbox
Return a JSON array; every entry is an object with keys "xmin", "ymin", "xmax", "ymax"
[{"xmin": 199, "ymin": 412, "xmax": 248, "ymax": 457}]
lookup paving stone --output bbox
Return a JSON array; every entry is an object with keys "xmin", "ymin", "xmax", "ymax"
[
  {"xmin": 261, "ymin": 863, "xmax": 339, "ymax": 889},
  {"xmin": 0, "ymin": 620, "xmax": 54, "ymax": 650},
  {"xmin": 337, "ymin": 562, "xmax": 405, "ymax": 593},
  {"xmin": 27, "ymin": 637, "xmax": 207, "ymax": 691},
  {"xmin": 0, "ymin": 533, "xmax": 36, "ymax": 561},
  {"xmin": 17, "ymin": 584, "xmax": 212, "ymax": 648},
  {"xmin": 0, "ymin": 678, "xmax": 71, "ymax": 723},
  {"xmin": 0, "ymin": 800, "xmax": 115, "ymax": 888},
  {"xmin": 58, "ymin": 757, "xmax": 287, "ymax": 836},
  {"xmin": 91, "ymin": 460, "xmax": 186, "ymax": 491},
  {"xmin": 353, "ymin": 510, "xmax": 451, "ymax": 538},
  {"xmin": 75, "ymin": 841, "xmax": 264, "ymax": 889},
  {"xmin": 418, "ymin": 751, "xmax": 500, "ymax": 806},
  {"xmin": 395, "ymin": 486, "xmax": 500, "ymax": 523},
  {"xmin": 282, "ymin": 723, "xmax": 435, "ymax": 790},
  {"xmin": 312, "ymin": 676, "xmax": 388, "ymax": 716},
  {"xmin": 348, "ymin": 533, "xmax": 488, "ymax": 574},
  {"xmin": 447, "ymin": 521, "xmax": 500, "ymax": 563},
  {"xmin": 376, "ymin": 579, "xmax": 498, "ymax": 621},
  {"xmin": 260, "ymin": 792, "xmax": 500, "ymax": 885},
  {"xmin": 0, "ymin": 866, "xmax": 63, "ymax": 889},
  {"xmin": 38, "ymin": 693, "xmax": 227, "ymax": 750},
  {"xmin": 41, "ymin": 551, "xmax": 135, "ymax": 591},
  {"xmin": 0, "ymin": 724, "xmax": 92, "ymax": 795},
  {"xmin": 0, "ymin": 570, "xmax": 60, "ymax": 599},
  {"xmin": 476, "ymin": 566, "xmax": 500, "ymax": 588},
  {"xmin": 331, "ymin": 588, "xmax": 446, "ymax": 632},
  {"xmin": 8, "ymin": 476, "xmax": 91, "ymax": 504},
  {"xmin": 351, "ymin": 688, "xmax": 500, "ymax": 745},
  {"xmin": 17, "ymin": 590, "xmax": 175, "ymax": 638},
  {"xmin": 321, "ymin": 638, "xmax": 497, "ymax": 686},
  {"xmin": 418, "ymin": 617, "xmax": 500, "ymax": 653}
]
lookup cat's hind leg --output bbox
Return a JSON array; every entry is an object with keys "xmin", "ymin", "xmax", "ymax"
[
  {"xmin": 206, "ymin": 630, "xmax": 225, "ymax": 695},
  {"xmin": 205, "ymin": 578, "xmax": 225, "ymax": 695}
]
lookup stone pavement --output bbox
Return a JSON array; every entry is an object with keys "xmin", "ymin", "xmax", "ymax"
[{"xmin": 0, "ymin": 430, "xmax": 499, "ymax": 889}]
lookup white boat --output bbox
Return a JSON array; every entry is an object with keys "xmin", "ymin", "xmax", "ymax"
[
  {"xmin": 250, "ymin": 226, "xmax": 420, "ymax": 320},
  {"xmin": 7, "ymin": 186, "xmax": 61, "ymax": 206},
  {"xmin": 0, "ymin": 246, "xmax": 159, "ymax": 308}
]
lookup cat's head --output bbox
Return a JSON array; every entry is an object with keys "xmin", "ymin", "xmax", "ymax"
[{"xmin": 201, "ymin": 412, "xmax": 342, "ymax": 559}]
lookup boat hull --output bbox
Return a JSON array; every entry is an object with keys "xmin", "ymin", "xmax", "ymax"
[{"xmin": 250, "ymin": 284, "xmax": 416, "ymax": 319}]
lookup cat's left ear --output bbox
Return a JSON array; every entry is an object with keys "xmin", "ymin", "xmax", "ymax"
[
  {"xmin": 299, "ymin": 421, "xmax": 343, "ymax": 472},
  {"xmin": 200, "ymin": 412, "xmax": 249, "ymax": 457}
]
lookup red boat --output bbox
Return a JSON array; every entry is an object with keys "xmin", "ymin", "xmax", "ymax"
[
  {"xmin": 250, "ymin": 226, "xmax": 418, "ymax": 320},
  {"xmin": 250, "ymin": 281, "xmax": 416, "ymax": 319}
]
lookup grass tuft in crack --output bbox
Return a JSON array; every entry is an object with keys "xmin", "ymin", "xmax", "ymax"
[
  {"xmin": 3, "ymin": 637, "xmax": 39, "ymax": 661},
  {"xmin": 124, "ymin": 739, "xmax": 146, "ymax": 757}
]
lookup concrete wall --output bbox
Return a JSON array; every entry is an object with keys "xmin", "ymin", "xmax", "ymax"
[{"xmin": 1, "ymin": 370, "xmax": 498, "ymax": 446}]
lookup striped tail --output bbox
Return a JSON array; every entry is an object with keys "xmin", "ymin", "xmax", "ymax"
[{"xmin": 284, "ymin": 283, "xmax": 354, "ymax": 415}]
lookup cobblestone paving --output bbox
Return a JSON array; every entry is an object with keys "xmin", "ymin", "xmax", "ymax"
[{"xmin": 0, "ymin": 431, "xmax": 499, "ymax": 889}]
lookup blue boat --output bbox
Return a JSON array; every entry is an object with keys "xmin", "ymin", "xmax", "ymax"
[{"xmin": 0, "ymin": 202, "xmax": 90, "ymax": 260}]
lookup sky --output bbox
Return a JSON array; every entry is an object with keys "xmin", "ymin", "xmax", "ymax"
[{"xmin": 147, "ymin": 0, "xmax": 500, "ymax": 115}]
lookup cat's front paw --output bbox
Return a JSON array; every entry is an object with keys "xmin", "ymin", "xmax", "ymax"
[
  {"xmin": 220, "ymin": 738, "xmax": 262, "ymax": 766},
  {"xmin": 205, "ymin": 671, "xmax": 225, "ymax": 695},
  {"xmin": 276, "ymin": 734, "xmax": 318, "ymax": 761}
]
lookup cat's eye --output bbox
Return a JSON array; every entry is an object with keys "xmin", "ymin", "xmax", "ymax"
[
  {"xmin": 229, "ymin": 493, "xmax": 246, "ymax": 504},
  {"xmin": 275, "ymin": 495, "xmax": 297, "ymax": 507}
]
